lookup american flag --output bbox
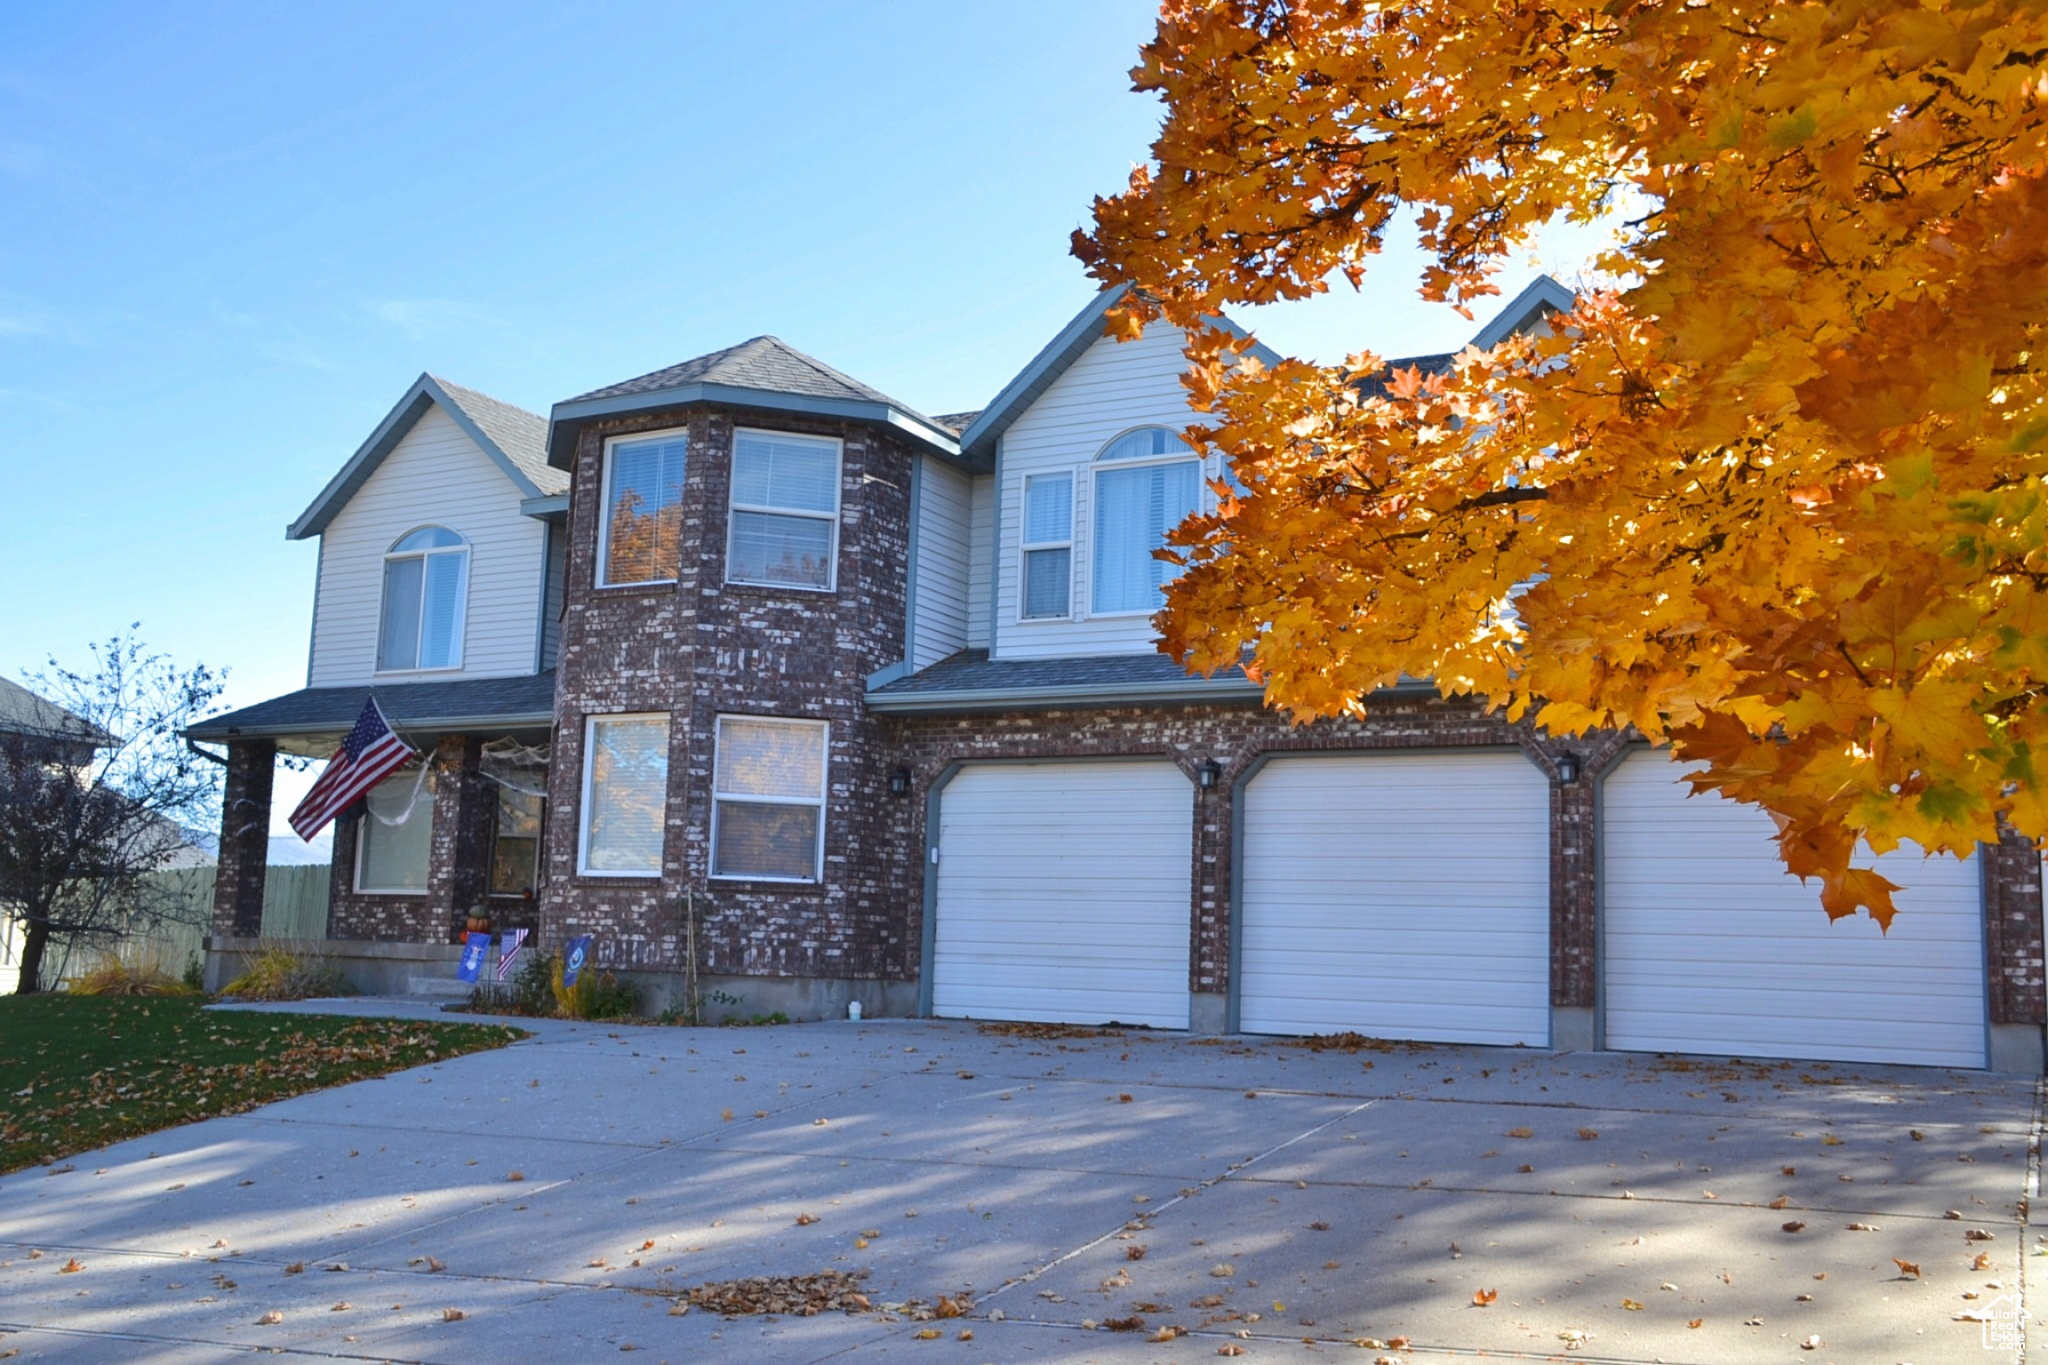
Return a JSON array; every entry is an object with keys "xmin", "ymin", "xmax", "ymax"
[
  {"xmin": 496, "ymin": 927, "xmax": 529, "ymax": 982},
  {"xmin": 289, "ymin": 696, "xmax": 417, "ymax": 840}
]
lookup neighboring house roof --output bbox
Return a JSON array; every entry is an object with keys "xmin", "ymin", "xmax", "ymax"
[
  {"xmin": 0, "ymin": 677, "xmax": 114, "ymax": 748},
  {"xmin": 955, "ymin": 287, "xmax": 1286, "ymax": 469},
  {"xmin": 1468, "ymin": 274, "xmax": 1577, "ymax": 350},
  {"xmin": 931, "ymin": 410, "xmax": 983, "ymax": 435},
  {"xmin": 186, "ymin": 672, "xmax": 557, "ymax": 746},
  {"xmin": 546, "ymin": 335, "xmax": 964, "ymax": 468},
  {"xmin": 287, "ymin": 374, "xmax": 565, "ymax": 540}
]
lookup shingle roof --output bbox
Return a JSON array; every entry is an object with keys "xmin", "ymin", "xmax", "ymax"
[
  {"xmin": 549, "ymin": 336, "xmax": 963, "ymax": 467},
  {"xmin": 570, "ymin": 336, "xmax": 908, "ymax": 411},
  {"xmin": 931, "ymin": 410, "xmax": 983, "ymax": 435},
  {"xmin": 186, "ymin": 672, "xmax": 557, "ymax": 742},
  {"xmin": 865, "ymin": 649, "xmax": 1265, "ymax": 713},
  {"xmin": 0, "ymin": 677, "xmax": 112, "ymax": 746},
  {"xmin": 430, "ymin": 375, "xmax": 565, "ymax": 495}
]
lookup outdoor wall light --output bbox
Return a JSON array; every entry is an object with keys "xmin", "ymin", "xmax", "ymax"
[
  {"xmin": 1555, "ymin": 753, "xmax": 1581, "ymax": 785},
  {"xmin": 888, "ymin": 766, "xmax": 912, "ymax": 797},
  {"xmin": 1198, "ymin": 758, "xmax": 1223, "ymax": 789}
]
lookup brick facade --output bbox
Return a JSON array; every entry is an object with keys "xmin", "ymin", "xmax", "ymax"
[
  {"xmin": 536, "ymin": 403, "xmax": 919, "ymax": 979},
  {"xmin": 326, "ymin": 734, "xmax": 500, "ymax": 944}
]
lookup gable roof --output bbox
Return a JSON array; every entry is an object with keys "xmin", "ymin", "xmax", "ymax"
[
  {"xmin": 956, "ymin": 287, "xmax": 1285, "ymax": 468},
  {"xmin": 546, "ymin": 336, "xmax": 963, "ymax": 468},
  {"xmin": 1469, "ymin": 274, "xmax": 1577, "ymax": 350},
  {"xmin": 0, "ymin": 677, "xmax": 114, "ymax": 748},
  {"xmin": 287, "ymin": 374, "xmax": 564, "ymax": 540}
]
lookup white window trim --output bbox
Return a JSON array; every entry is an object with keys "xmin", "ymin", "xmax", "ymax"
[
  {"xmin": 1016, "ymin": 471, "xmax": 1075, "ymax": 622},
  {"xmin": 1089, "ymin": 443, "xmax": 1203, "ymax": 620},
  {"xmin": 352, "ymin": 771, "xmax": 432, "ymax": 895},
  {"xmin": 724, "ymin": 427, "xmax": 843, "ymax": 593},
  {"xmin": 577, "ymin": 712, "xmax": 669, "ymax": 879},
  {"xmin": 709, "ymin": 714, "xmax": 829, "ymax": 883},
  {"xmin": 597, "ymin": 427, "xmax": 689, "ymax": 589},
  {"xmin": 375, "ymin": 526, "xmax": 470, "ymax": 675}
]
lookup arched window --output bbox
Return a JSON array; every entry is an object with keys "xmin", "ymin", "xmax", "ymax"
[
  {"xmin": 378, "ymin": 526, "xmax": 468, "ymax": 671},
  {"xmin": 1091, "ymin": 426, "xmax": 1200, "ymax": 615}
]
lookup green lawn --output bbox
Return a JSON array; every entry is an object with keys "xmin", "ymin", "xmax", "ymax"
[{"xmin": 0, "ymin": 995, "xmax": 524, "ymax": 1175}]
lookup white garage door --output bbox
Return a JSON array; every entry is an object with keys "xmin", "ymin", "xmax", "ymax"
[
  {"xmin": 1239, "ymin": 750, "xmax": 1552, "ymax": 1044},
  {"xmin": 931, "ymin": 761, "xmax": 1192, "ymax": 1029},
  {"xmin": 1603, "ymin": 750, "xmax": 1987, "ymax": 1068}
]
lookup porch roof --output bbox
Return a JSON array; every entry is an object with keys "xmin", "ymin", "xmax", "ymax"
[{"xmin": 187, "ymin": 672, "xmax": 556, "ymax": 751}]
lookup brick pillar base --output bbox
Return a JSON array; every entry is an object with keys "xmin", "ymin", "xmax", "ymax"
[{"xmin": 212, "ymin": 739, "xmax": 275, "ymax": 937}]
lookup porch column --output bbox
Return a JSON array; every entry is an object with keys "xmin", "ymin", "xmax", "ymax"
[{"xmin": 212, "ymin": 738, "xmax": 275, "ymax": 937}]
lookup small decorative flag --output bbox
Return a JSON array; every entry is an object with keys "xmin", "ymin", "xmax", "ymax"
[
  {"xmin": 288, "ymin": 696, "xmax": 417, "ymax": 840},
  {"xmin": 457, "ymin": 932, "xmax": 492, "ymax": 983},
  {"xmin": 561, "ymin": 935, "xmax": 593, "ymax": 989},
  {"xmin": 495, "ymin": 928, "xmax": 529, "ymax": 982}
]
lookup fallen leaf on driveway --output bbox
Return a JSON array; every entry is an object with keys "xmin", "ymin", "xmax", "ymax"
[
  {"xmin": 1506, "ymin": 1127, "xmax": 1534, "ymax": 1139},
  {"xmin": 1472, "ymin": 1288, "xmax": 1497, "ymax": 1306},
  {"xmin": 1845, "ymin": 1222, "xmax": 1880, "ymax": 1232},
  {"xmin": 58, "ymin": 1259, "xmax": 83, "ymax": 1274},
  {"xmin": 1621, "ymin": 1298, "xmax": 1643, "ymax": 1311},
  {"xmin": 1688, "ymin": 1318, "xmax": 1703, "ymax": 1329},
  {"xmin": 1577, "ymin": 1128, "xmax": 1599, "ymax": 1140},
  {"xmin": 442, "ymin": 1308, "xmax": 465, "ymax": 1321},
  {"xmin": 256, "ymin": 1311, "xmax": 283, "ymax": 1325},
  {"xmin": 506, "ymin": 1172, "xmax": 524, "ymax": 1182},
  {"xmin": 1894, "ymin": 1259, "xmax": 1922, "ymax": 1278},
  {"xmin": 1769, "ymin": 1197, "xmax": 1792, "ymax": 1209},
  {"xmin": 1800, "ymin": 1333, "xmax": 1822, "ymax": 1350},
  {"xmin": 1973, "ymin": 1252, "xmax": 1993, "ymax": 1271},
  {"xmin": 1782, "ymin": 1222, "xmax": 1807, "ymax": 1233},
  {"xmin": 1966, "ymin": 1229, "xmax": 1996, "ymax": 1241}
]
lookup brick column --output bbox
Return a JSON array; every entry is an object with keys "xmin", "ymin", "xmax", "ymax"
[
  {"xmin": 211, "ymin": 739, "xmax": 275, "ymax": 937},
  {"xmin": 425, "ymin": 735, "xmax": 494, "ymax": 942},
  {"xmin": 1984, "ymin": 829, "xmax": 2045, "ymax": 1026}
]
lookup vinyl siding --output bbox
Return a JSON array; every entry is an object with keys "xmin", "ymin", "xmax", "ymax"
[
  {"xmin": 966, "ymin": 472, "xmax": 993, "ymax": 649},
  {"xmin": 308, "ymin": 404, "xmax": 548, "ymax": 686},
  {"xmin": 537, "ymin": 521, "xmax": 567, "ymax": 671},
  {"xmin": 910, "ymin": 457, "xmax": 971, "ymax": 669},
  {"xmin": 992, "ymin": 323, "xmax": 1222, "ymax": 660}
]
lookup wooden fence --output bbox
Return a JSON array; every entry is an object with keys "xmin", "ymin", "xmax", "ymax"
[{"xmin": 2, "ymin": 864, "xmax": 331, "ymax": 989}]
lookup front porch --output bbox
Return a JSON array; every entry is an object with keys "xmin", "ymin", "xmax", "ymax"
[{"xmin": 186, "ymin": 673, "xmax": 556, "ymax": 988}]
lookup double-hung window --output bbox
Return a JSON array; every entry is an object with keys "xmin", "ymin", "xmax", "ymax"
[
  {"xmin": 378, "ymin": 527, "xmax": 468, "ymax": 671},
  {"xmin": 1019, "ymin": 473, "xmax": 1073, "ymax": 619},
  {"xmin": 1091, "ymin": 427, "xmax": 1201, "ymax": 616},
  {"xmin": 355, "ymin": 767, "xmax": 434, "ymax": 893},
  {"xmin": 711, "ymin": 716, "xmax": 827, "ymax": 881},
  {"xmin": 727, "ymin": 429, "xmax": 840, "ymax": 589},
  {"xmin": 578, "ymin": 714, "xmax": 669, "ymax": 877},
  {"xmin": 599, "ymin": 431, "xmax": 687, "ymax": 586}
]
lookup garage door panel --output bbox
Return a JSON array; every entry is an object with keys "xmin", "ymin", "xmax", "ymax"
[
  {"xmin": 932, "ymin": 761, "xmax": 1192, "ymax": 1030},
  {"xmin": 1602, "ymin": 751, "xmax": 1987, "ymax": 1068},
  {"xmin": 1240, "ymin": 750, "xmax": 1552, "ymax": 1045}
]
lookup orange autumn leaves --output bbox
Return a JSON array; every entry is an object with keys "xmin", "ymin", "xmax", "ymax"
[{"xmin": 1079, "ymin": 0, "xmax": 2048, "ymax": 925}]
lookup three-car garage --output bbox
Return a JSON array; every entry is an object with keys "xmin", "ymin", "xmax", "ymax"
[{"xmin": 921, "ymin": 745, "xmax": 2004, "ymax": 1068}]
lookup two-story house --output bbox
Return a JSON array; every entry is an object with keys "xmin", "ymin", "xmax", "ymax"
[{"xmin": 191, "ymin": 281, "xmax": 2048, "ymax": 1072}]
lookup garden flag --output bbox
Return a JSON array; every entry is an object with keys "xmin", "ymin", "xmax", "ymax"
[
  {"xmin": 496, "ymin": 927, "xmax": 529, "ymax": 982},
  {"xmin": 562, "ymin": 935, "xmax": 593, "ymax": 988},
  {"xmin": 456, "ymin": 932, "xmax": 491, "ymax": 983},
  {"xmin": 288, "ymin": 696, "xmax": 416, "ymax": 840}
]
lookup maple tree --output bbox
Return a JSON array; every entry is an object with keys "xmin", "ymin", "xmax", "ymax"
[{"xmin": 1077, "ymin": 0, "xmax": 2048, "ymax": 924}]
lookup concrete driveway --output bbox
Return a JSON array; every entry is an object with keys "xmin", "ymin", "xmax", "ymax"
[{"xmin": 0, "ymin": 1000, "xmax": 2039, "ymax": 1363}]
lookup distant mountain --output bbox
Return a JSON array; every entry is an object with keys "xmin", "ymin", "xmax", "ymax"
[
  {"xmin": 267, "ymin": 835, "xmax": 332, "ymax": 866},
  {"xmin": 177, "ymin": 826, "xmax": 332, "ymax": 867}
]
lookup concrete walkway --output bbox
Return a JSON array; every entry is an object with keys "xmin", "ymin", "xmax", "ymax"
[{"xmin": 0, "ymin": 999, "xmax": 2039, "ymax": 1363}]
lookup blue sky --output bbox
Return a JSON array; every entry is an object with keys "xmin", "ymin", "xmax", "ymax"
[{"xmin": 0, "ymin": 2, "xmax": 1607, "ymax": 832}]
